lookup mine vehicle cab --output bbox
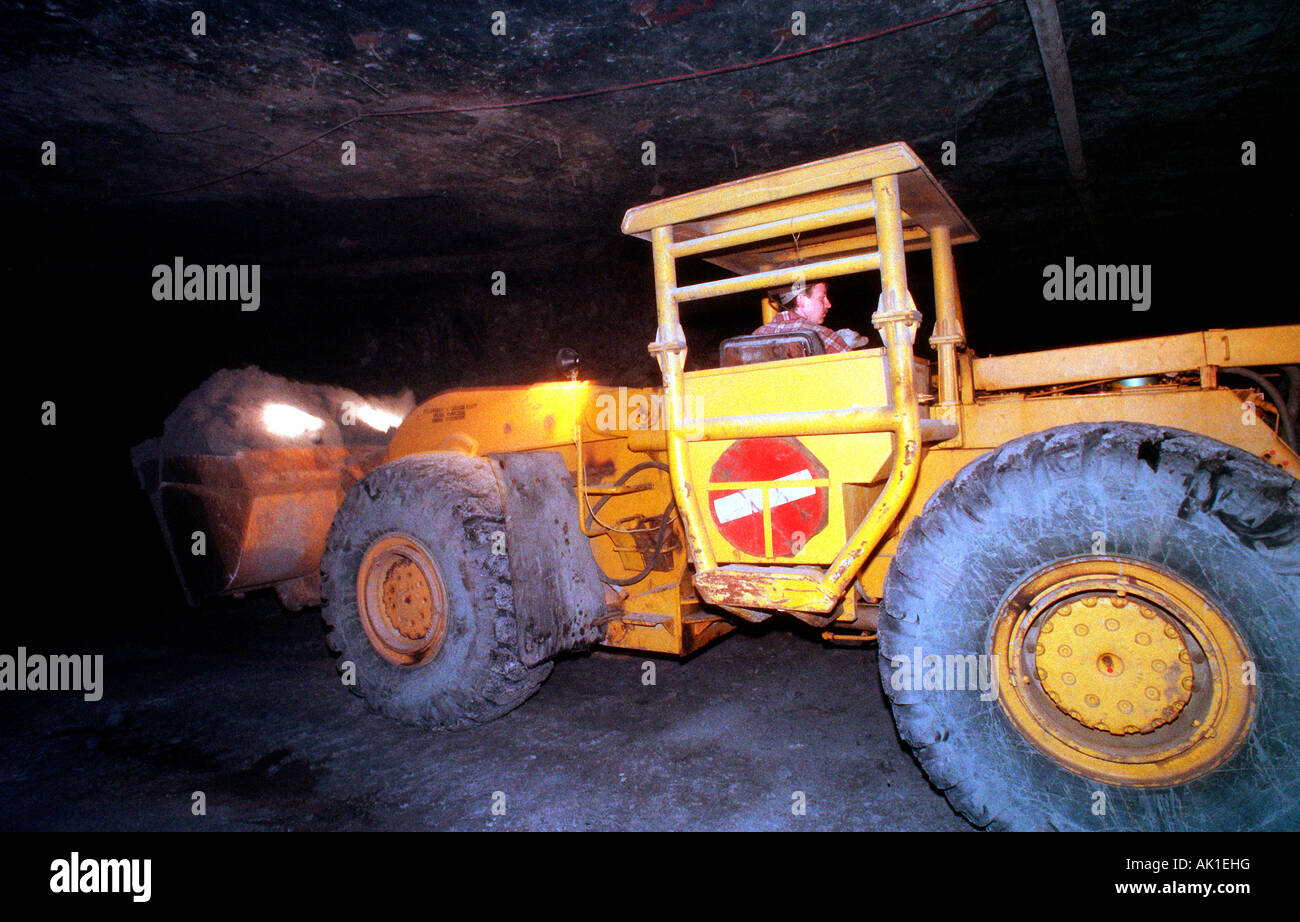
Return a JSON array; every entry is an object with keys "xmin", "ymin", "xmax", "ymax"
[{"xmin": 619, "ymin": 142, "xmax": 975, "ymax": 626}]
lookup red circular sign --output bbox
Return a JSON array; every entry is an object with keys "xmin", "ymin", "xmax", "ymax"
[{"xmin": 708, "ymin": 437, "xmax": 828, "ymax": 558}]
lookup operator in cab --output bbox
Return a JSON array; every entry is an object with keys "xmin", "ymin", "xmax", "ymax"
[{"xmin": 752, "ymin": 280, "xmax": 870, "ymax": 353}]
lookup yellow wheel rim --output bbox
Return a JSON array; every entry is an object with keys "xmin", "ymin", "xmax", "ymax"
[
  {"xmin": 992, "ymin": 557, "xmax": 1255, "ymax": 787},
  {"xmin": 356, "ymin": 533, "xmax": 448, "ymax": 667}
]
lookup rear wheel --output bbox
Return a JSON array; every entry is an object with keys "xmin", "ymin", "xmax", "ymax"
[
  {"xmin": 321, "ymin": 452, "xmax": 551, "ymax": 729},
  {"xmin": 879, "ymin": 423, "xmax": 1300, "ymax": 830}
]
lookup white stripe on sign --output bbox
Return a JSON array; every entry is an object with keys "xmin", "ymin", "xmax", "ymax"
[{"xmin": 712, "ymin": 469, "xmax": 816, "ymax": 525}]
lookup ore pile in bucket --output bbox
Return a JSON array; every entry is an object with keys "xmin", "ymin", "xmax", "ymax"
[{"xmin": 154, "ymin": 366, "xmax": 415, "ymax": 456}]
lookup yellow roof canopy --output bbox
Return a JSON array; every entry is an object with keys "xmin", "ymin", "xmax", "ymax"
[{"xmin": 621, "ymin": 142, "xmax": 977, "ymax": 278}]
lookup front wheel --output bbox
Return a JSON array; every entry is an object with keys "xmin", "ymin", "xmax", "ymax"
[
  {"xmin": 879, "ymin": 423, "xmax": 1300, "ymax": 830},
  {"xmin": 320, "ymin": 452, "xmax": 552, "ymax": 729}
]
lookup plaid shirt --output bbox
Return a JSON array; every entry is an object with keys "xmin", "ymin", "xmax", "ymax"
[{"xmin": 753, "ymin": 310, "xmax": 850, "ymax": 354}]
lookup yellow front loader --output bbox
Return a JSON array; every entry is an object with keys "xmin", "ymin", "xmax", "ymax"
[{"xmin": 143, "ymin": 142, "xmax": 1300, "ymax": 830}]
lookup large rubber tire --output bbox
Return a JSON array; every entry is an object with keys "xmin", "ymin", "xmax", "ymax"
[
  {"xmin": 320, "ymin": 452, "xmax": 552, "ymax": 729},
  {"xmin": 879, "ymin": 423, "xmax": 1300, "ymax": 830}
]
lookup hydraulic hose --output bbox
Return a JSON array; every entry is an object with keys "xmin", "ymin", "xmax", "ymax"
[
  {"xmin": 583, "ymin": 461, "xmax": 678, "ymax": 587},
  {"xmin": 1221, "ymin": 367, "xmax": 1299, "ymax": 454}
]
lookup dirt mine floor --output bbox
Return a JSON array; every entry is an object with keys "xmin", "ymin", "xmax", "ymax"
[{"xmin": 0, "ymin": 597, "xmax": 969, "ymax": 832}]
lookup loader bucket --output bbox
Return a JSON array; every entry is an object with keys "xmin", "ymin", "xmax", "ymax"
[{"xmin": 132, "ymin": 442, "xmax": 385, "ymax": 608}]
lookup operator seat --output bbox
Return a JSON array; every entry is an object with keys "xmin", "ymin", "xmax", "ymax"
[{"xmin": 718, "ymin": 330, "xmax": 825, "ymax": 367}]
